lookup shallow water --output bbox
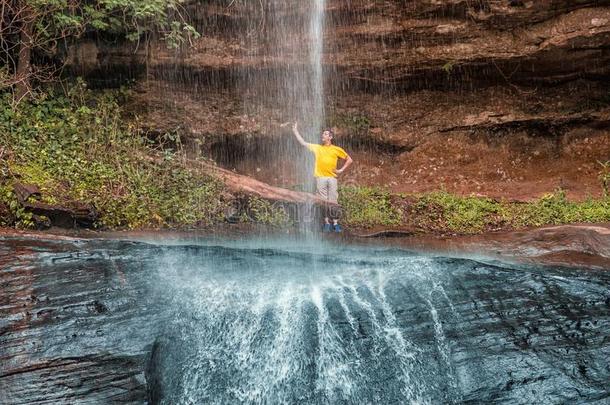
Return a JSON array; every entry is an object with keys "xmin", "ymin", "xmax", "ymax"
[{"xmin": 1, "ymin": 237, "xmax": 609, "ymax": 404}]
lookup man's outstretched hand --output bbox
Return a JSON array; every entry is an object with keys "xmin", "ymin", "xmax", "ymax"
[{"xmin": 291, "ymin": 121, "xmax": 307, "ymax": 146}]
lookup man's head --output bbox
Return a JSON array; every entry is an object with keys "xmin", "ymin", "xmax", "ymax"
[{"xmin": 321, "ymin": 128, "xmax": 334, "ymax": 145}]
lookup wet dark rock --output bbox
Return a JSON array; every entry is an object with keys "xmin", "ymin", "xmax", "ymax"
[
  {"xmin": 0, "ymin": 238, "xmax": 165, "ymax": 404},
  {"xmin": 383, "ymin": 224, "xmax": 610, "ymax": 270},
  {"xmin": 1, "ymin": 231, "xmax": 609, "ymax": 403}
]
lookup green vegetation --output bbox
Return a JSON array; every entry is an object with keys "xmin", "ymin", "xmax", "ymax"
[
  {"xmin": 2, "ymin": 0, "xmax": 198, "ymax": 100},
  {"xmin": 413, "ymin": 191, "xmax": 501, "ymax": 233},
  {"xmin": 339, "ymin": 186, "xmax": 403, "ymax": 227},
  {"xmin": 340, "ymin": 187, "xmax": 610, "ymax": 234},
  {"xmin": 0, "ymin": 84, "xmax": 225, "ymax": 229},
  {"xmin": 0, "ymin": 183, "xmax": 37, "ymax": 229},
  {"xmin": 245, "ymin": 196, "xmax": 293, "ymax": 228},
  {"xmin": 442, "ymin": 61, "xmax": 455, "ymax": 74},
  {"xmin": 505, "ymin": 190, "xmax": 610, "ymax": 228},
  {"xmin": 414, "ymin": 189, "xmax": 610, "ymax": 233}
]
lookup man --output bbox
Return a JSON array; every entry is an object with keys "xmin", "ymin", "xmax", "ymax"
[{"xmin": 292, "ymin": 122, "xmax": 353, "ymax": 232}]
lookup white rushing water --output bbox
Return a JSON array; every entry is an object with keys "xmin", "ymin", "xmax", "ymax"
[
  {"xmin": 155, "ymin": 242, "xmax": 457, "ymax": 404},
  {"xmin": 143, "ymin": 239, "xmax": 610, "ymax": 404}
]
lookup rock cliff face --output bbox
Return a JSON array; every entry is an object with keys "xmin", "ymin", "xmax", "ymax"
[
  {"xmin": 0, "ymin": 238, "xmax": 162, "ymax": 403},
  {"xmin": 69, "ymin": 0, "xmax": 610, "ymax": 199}
]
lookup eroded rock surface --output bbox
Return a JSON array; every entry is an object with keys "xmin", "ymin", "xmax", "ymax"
[
  {"xmin": 0, "ymin": 238, "xmax": 166, "ymax": 403},
  {"xmin": 1, "ymin": 231, "xmax": 609, "ymax": 403},
  {"xmin": 376, "ymin": 223, "xmax": 610, "ymax": 269}
]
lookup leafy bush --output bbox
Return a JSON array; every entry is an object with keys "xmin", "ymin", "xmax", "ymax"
[
  {"xmin": 245, "ymin": 196, "xmax": 292, "ymax": 227},
  {"xmin": 0, "ymin": 86, "xmax": 225, "ymax": 229},
  {"xmin": 506, "ymin": 190, "xmax": 610, "ymax": 227},
  {"xmin": 339, "ymin": 186, "xmax": 402, "ymax": 227},
  {"xmin": 0, "ymin": 184, "xmax": 36, "ymax": 229},
  {"xmin": 413, "ymin": 191, "xmax": 501, "ymax": 233},
  {"xmin": 339, "ymin": 186, "xmax": 610, "ymax": 234}
]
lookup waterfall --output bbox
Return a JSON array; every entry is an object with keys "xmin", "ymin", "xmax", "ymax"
[
  {"xmin": 309, "ymin": 0, "xmax": 326, "ymax": 139},
  {"xmin": 240, "ymin": 0, "xmax": 326, "ymax": 193}
]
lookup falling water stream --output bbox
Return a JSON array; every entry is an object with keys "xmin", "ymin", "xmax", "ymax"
[{"xmin": 235, "ymin": 0, "xmax": 326, "ymax": 191}]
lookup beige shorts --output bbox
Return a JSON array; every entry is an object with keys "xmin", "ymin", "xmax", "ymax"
[{"xmin": 316, "ymin": 176, "xmax": 338, "ymax": 203}]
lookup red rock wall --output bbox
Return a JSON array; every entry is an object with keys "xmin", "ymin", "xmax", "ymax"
[{"xmin": 67, "ymin": 1, "xmax": 610, "ymax": 199}]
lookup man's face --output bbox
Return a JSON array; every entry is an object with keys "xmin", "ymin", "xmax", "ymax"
[{"xmin": 321, "ymin": 131, "xmax": 332, "ymax": 143}]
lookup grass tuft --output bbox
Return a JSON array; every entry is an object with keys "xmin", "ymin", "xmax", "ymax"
[
  {"xmin": 340, "ymin": 186, "xmax": 610, "ymax": 234},
  {"xmin": 339, "ymin": 186, "xmax": 403, "ymax": 227}
]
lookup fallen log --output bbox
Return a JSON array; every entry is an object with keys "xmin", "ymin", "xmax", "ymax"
[
  {"xmin": 136, "ymin": 152, "xmax": 338, "ymax": 208},
  {"xmin": 199, "ymin": 160, "xmax": 338, "ymax": 207},
  {"xmin": 12, "ymin": 182, "xmax": 98, "ymax": 228},
  {"xmin": 22, "ymin": 200, "xmax": 98, "ymax": 228}
]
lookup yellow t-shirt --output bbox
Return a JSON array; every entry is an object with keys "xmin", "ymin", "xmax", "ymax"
[{"xmin": 306, "ymin": 143, "xmax": 348, "ymax": 178}]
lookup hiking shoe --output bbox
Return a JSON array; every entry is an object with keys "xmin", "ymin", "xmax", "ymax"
[
  {"xmin": 323, "ymin": 223, "xmax": 332, "ymax": 232},
  {"xmin": 333, "ymin": 224, "xmax": 342, "ymax": 233}
]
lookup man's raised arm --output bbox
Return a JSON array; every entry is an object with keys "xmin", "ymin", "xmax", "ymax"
[{"xmin": 292, "ymin": 122, "xmax": 308, "ymax": 147}]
